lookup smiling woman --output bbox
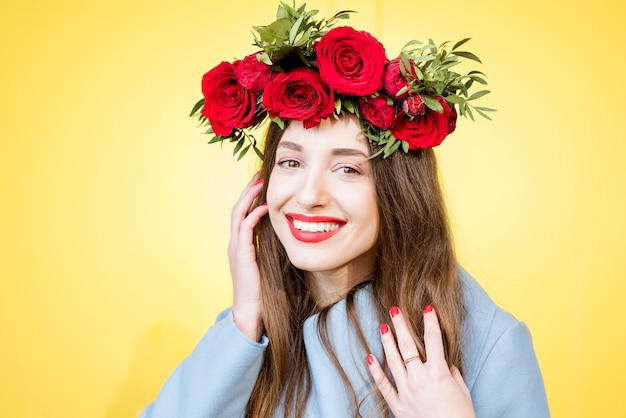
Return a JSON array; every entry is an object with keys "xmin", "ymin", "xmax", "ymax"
[
  {"xmin": 266, "ymin": 116, "xmax": 380, "ymax": 296},
  {"xmin": 140, "ymin": 3, "xmax": 549, "ymax": 418}
]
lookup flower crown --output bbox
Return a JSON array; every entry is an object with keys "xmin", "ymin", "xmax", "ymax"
[{"xmin": 190, "ymin": 2, "xmax": 494, "ymax": 160}]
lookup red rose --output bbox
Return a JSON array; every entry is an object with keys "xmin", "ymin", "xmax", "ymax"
[
  {"xmin": 402, "ymin": 95, "xmax": 425, "ymax": 117},
  {"xmin": 358, "ymin": 94, "xmax": 396, "ymax": 130},
  {"xmin": 236, "ymin": 52, "xmax": 276, "ymax": 95},
  {"xmin": 391, "ymin": 97, "xmax": 452, "ymax": 149},
  {"xmin": 447, "ymin": 105, "xmax": 458, "ymax": 134},
  {"xmin": 201, "ymin": 61, "xmax": 259, "ymax": 137},
  {"xmin": 316, "ymin": 27, "xmax": 387, "ymax": 96},
  {"xmin": 262, "ymin": 67, "xmax": 335, "ymax": 128},
  {"xmin": 383, "ymin": 57, "xmax": 419, "ymax": 99}
]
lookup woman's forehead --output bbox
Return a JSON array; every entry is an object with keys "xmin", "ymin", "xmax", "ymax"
[{"xmin": 279, "ymin": 116, "xmax": 369, "ymax": 152}]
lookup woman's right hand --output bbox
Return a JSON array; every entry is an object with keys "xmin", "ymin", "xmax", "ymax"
[{"xmin": 227, "ymin": 175, "xmax": 269, "ymax": 342}]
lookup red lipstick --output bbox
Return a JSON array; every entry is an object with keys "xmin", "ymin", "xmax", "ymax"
[{"xmin": 286, "ymin": 213, "xmax": 345, "ymax": 243}]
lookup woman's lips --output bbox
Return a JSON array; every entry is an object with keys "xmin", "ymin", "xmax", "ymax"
[{"xmin": 286, "ymin": 213, "xmax": 346, "ymax": 243}]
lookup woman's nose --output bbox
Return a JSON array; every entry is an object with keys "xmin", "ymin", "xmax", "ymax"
[{"xmin": 296, "ymin": 170, "xmax": 329, "ymax": 209}]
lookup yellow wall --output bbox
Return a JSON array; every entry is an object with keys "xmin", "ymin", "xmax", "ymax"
[{"xmin": 1, "ymin": 0, "xmax": 625, "ymax": 416}]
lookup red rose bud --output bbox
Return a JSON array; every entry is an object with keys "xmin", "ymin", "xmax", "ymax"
[
  {"xmin": 201, "ymin": 61, "xmax": 259, "ymax": 137},
  {"xmin": 236, "ymin": 52, "xmax": 276, "ymax": 95},
  {"xmin": 402, "ymin": 95, "xmax": 426, "ymax": 117},
  {"xmin": 358, "ymin": 95, "xmax": 396, "ymax": 130},
  {"xmin": 391, "ymin": 96, "xmax": 452, "ymax": 149},
  {"xmin": 316, "ymin": 27, "xmax": 387, "ymax": 96},
  {"xmin": 262, "ymin": 67, "xmax": 335, "ymax": 128},
  {"xmin": 383, "ymin": 57, "xmax": 419, "ymax": 100}
]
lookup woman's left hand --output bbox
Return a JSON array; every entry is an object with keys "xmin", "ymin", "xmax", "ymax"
[{"xmin": 367, "ymin": 306, "xmax": 475, "ymax": 418}]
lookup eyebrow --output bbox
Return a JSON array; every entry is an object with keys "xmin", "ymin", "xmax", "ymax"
[{"xmin": 277, "ymin": 141, "xmax": 370, "ymax": 159}]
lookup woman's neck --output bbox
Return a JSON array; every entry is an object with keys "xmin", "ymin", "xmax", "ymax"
[{"xmin": 305, "ymin": 248, "xmax": 377, "ymax": 307}]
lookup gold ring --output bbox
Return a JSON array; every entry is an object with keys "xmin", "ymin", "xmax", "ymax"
[{"xmin": 403, "ymin": 355, "xmax": 421, "ymax": 366}]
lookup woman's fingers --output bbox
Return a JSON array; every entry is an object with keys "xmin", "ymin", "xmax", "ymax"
[
  {"xmin": 423, "ymin": 305, "xmax": 446, "ymax": 368},
  {"xmin": 366, "ymin": 354, "xmax": 399, "ymax": 407},
  {"xmin": 229, "ymin": 176, "xmax": 264, "ymax": 243},
  {"xmin": 238, "ymin": 203, "xmax": 268, "ymax": 247},
  {"xmin": 388, "ymin": 307, "xmax": 422, "ymax": 370},
  {"xmin": 379, "ymin": 322, "xmax": 407, "ymax": 383}
]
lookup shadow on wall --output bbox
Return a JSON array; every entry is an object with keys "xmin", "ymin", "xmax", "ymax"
[{"xmin": 106, "ymin": 322, "xmax": 198, "ymax": 418}]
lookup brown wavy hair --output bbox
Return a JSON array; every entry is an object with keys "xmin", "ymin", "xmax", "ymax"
[{"xmin": 246, "ymin": 120, "xmax": 465, "ymax": 418}]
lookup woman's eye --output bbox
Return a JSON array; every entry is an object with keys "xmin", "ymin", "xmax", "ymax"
[
  {"xmin": 338, "ymin": 166, "xmax": 361, "ymax": 175},
  {"xmin": 278, "ymin": 159, "xmax": 300, "ymax": 168}
]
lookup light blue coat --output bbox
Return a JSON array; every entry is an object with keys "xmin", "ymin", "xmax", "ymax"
[{"xmin": 140, "ymin": 269, "xmax": 550, "ymax": 417}]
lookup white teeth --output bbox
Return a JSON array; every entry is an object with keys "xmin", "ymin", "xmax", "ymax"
[{"xmin": 292, "ymin": 219, "xmax": 340, "ymax": 232}]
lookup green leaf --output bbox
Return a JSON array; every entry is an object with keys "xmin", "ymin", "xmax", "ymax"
[
  {"xmin": 237, "ymin": 144, "xmax": 251, "ymax": 161},
  {"xmin": 233, "ymin": 138, "xmax": 244, "ymax": 156},
  {"xmin": 334, "ymin": 97, "xmax": 342, "ymax": 114},
  {"xmin": 255, "ymin": 18, "xmax": 292, "ymax": 46},
  {"xmin": 402, "ymin": 39, "xmax": 423, "ymax": 50},
  {"xmin": 396, "ymin": 86, "xmax": 409, "ymax": 97},
  {"xmin": 415, "ymin": 55, "xmax": 436, "ymax": 63},
  {"xmin": 421, "ymin": 94, "xmax": 444, "ymax": 113},
  {"xmin": 452, "ymin": 38, "xmax": 471, "ymax": 51},
  {"xmin": 473, "ymin": 107, "xmax": 493, "ymax": 120},
  {"xmin": 469, "ymin": 75, "xmax": 487, "ymax": 85},
  {"xmin": 369, "ymin": 147, "xmax": 385, "ymax": 159},
  {"xmin": 454, "ymin": 51, "xmax": 482, "ymax": 63},
  {"xmin": 208, "ymin": 135, "xmax": 225, "ymax": 144},
  {"xmin": 342, "ymin": 98, "xmax": 355, "ymax": 113},
  {"xmin": 466, "ymin": 106, "xmax": 475, "ymax": 121},
  {"xmin": 276, "ymin": 2, "xmax": 289, "ymax": 19},
  {"xmin": 445, "ymin": 94, "xmax": 466, "ymax": 104},
  {"xmin": 474, "ymin": 106, "xmax": 497, "ymax": 112},
  {"xmin": 253, "ymin": 145, "xmax": 265, "ymax": 160},
  {"xmin": 293, "ymin": 26, "xmax": 315, "ymax": 46},
  {"xmin": 329, "ymin": 10, "xmax": 355, "ymax": 20},
  {"xmin": 383, "ymin": 139, "xmax": 402, "ymax": 158},
  {"xmin": 256, "ymin": 52, "xmax": 273, "ymax": 65},
  {"xmin": 289, "ymin": 12, "xmax": 306, "ymax": 44},
  {"xmin": 189, "ymin": 98, "xmax": 204, "ymax": 117},
  {"xmin": 467, "ymin": 90, "xmax": 490, "ymax": 101}
]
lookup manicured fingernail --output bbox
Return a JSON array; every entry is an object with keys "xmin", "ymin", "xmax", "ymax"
[
  {"xmin": 389, "ymin": 306, "xmax": 400, "ymax": 318},
  {"xmin": 254, "ymin": 179, "xmax": 264, "ymax": 186},
  {"xmin": 380, "ymin": 323, "xmax": 389, "ymax": 334},
  {"xmin": 261, "ymin": 202, "xmax": 267, "ymax": 206},
  {"xmin": 366, "ymin": 354, "xmax": 375, "ymax": 365},
  {"xmin": 424, "ymin": 305, "xmax": 433, "ymax": 313}
]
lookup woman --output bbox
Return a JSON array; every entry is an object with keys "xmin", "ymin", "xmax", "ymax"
[{"xmin": 141, "ymin": 4, "xmax": 549, "ymax": 417}]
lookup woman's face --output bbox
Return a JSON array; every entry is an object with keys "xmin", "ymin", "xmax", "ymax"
[{"xmin": 266, "ymin": 115, "xmax": 380, "ymax": 278}]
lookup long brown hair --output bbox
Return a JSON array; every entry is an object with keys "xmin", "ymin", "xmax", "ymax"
[{"xmin": 246, "ymin": 120, "xmax": 465, "ymax": 417}]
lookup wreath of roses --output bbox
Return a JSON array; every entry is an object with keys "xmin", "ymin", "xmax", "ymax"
[{"xmin": 190, "ymin": 3, "xmax": 494, "ymax": 160}]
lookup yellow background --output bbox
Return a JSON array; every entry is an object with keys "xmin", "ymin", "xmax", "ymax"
[{"xmin": 1, "ymin": 0, "xmax": 624, "ymax": 416}]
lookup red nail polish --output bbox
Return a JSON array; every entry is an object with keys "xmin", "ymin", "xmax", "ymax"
[
  {"xmin": 424, "ymin": 305, "xmax": 433, "ymax": 313},
  {"xmin": 380, "ymin": 323, "xmax": 389, "ymax": 334},
  {"xmin": 366, "ymin": 354, "xmax": 375, "ymax": 365},
  {"xmin": 389, "ymin": 306, "xmax": 400, "ymax": 318},
  {"xmin": 254, "ymin": 179, "xmax": 264, "ymax": 186},
  {"xmin": 261, "ymin": 202, "xmax": 268, "ymax": 206}
]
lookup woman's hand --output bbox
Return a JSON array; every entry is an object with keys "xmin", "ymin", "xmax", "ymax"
[
  {"xmin": 228, "ymin": 175, "xmax": 269, "ymax": 342},
  {"xmin": 367, "ymin": 306, "xmax": 475, "ymax": 418}
]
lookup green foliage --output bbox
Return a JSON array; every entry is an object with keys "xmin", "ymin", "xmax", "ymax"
[{"xmin": 252, "ymin": 1, "xmax": 354, "ymax": 65}]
